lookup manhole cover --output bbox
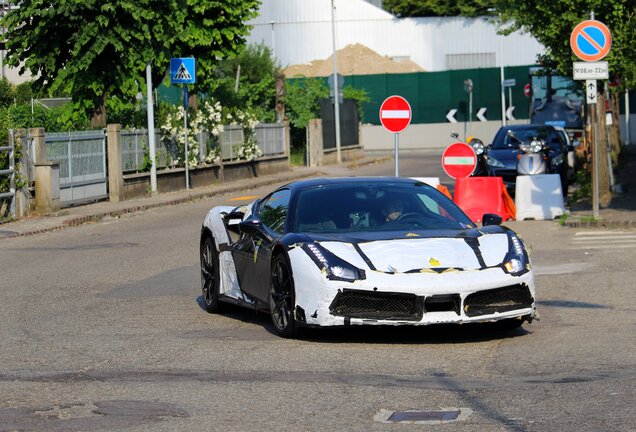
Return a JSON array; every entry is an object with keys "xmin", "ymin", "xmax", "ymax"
[{"xmin": 375, "ymin": 408, "xmax": 473, "ymax": 424}]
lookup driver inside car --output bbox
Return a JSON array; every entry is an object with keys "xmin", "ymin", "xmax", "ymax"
[{"xmin": 383, "ymin": 199, "xmax": 403, "ymax": 222}]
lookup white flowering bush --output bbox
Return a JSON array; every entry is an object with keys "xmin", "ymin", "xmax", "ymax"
[
  {"xmin": 229, "ymin": 109, "xmax": 262, "ymax": 161},
  {"xmin": 159, "ymin": 105, "xmax": 200, "ymax": 168},
  {"xmin": 159, "ymin": 101, "xmax": 264, "ymax": 166}
]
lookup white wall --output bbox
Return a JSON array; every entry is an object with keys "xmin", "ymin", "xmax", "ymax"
[
  {"xmin": 248, "ymin": 0, "xmax": 544, "ymax": 71},
  {"xmin": 619, "ymin": 114, "xmax": 635, "ymax": 146},
  {"xmin": 360, "ymin": 119, "xmax": 529, "ymax": 151}
]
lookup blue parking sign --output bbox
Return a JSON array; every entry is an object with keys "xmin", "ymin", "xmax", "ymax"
[{"xmin": 170, "ymin": 58, "xmax": 196, "ymax": 84}]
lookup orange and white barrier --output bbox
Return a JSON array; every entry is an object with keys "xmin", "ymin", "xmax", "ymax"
[{"xmin": 454, "ymin": 177, "xmax": 515, "ymax": 223}]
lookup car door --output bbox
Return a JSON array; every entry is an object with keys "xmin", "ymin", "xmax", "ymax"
[{"xmin": 232, "ymin": 189, "xmax": 291, "ymax": 302}]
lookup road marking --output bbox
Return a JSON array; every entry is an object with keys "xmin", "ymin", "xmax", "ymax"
[
  {"xmin": 228, "ymin": 195, "xmax": 259, "ymax": 201},
  {"xmin": 571, "ymin": 231, "xmax": 636, "ymax": 249},
  {"xmin": 574, "ymin": 231, "xmax": 635, "ymax": 236}
]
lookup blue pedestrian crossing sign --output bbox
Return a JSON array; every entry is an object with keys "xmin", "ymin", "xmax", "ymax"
[{"xmin": 170, "ymin": 58, "xmax": 196, "ymax": 84}]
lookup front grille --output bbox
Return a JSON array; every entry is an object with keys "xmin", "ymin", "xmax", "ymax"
[
  {"xmin": 424, "ymin": 294, "xmax": 461, "ymax": 315},
  {"xmin": 464, "ymin": 284, "xmax": 534, "ymax": 317},
  {"xmin": 329, "ymin": 289, "xmax": 423, "ymax": 321}
]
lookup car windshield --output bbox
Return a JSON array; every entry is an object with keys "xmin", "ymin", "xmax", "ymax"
[
  {"xmin": 292, "ymin": 181, "xmax": 474, "ymax": 233},
  {"xmin": 492, "ymin": 127, "xmax": 556, "ymax": 149}
]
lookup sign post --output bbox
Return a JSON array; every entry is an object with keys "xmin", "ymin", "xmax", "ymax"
[
  {"xmin": 380, "ymin": 96, "xmax": 412, "ymax": 176},
  {"xmin": 441, "ymin": 143, "xmax": 477, "ymax": 180},
  {"xmin": 570, "ymin": 17, "xmax": 611, "ymax": 219},
  {"xmin": 170, "ymin": 57, "xmax": 196, "ymax": 190}
]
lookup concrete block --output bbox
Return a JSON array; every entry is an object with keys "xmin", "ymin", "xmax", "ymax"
[{"xmin": 515, "ymin": 174, "xmax": 565, "ymax": 220}]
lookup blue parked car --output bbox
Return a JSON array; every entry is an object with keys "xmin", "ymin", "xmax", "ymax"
[{"xmin": 485, "ymin": 124, "xmax": 571, "ymax": 195}]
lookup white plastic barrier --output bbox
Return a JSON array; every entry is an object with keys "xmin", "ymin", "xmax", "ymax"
[
  {"xmin": 411, "ymin": 177, "xmax": 440, "ymax": 187},
  {"xmin": 515, "ymin": 174, "xmax": 565, "ymax": 220}
]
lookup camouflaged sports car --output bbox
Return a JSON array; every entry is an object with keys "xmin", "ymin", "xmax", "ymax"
[{"xmin": 200, "ymin": 177, "xmax": 536, "ymax": 338}]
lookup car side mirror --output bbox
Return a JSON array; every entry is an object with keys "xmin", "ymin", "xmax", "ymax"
[
  {"xmin": 238, "ymin": 218, "xmax": 265, "ymax": 235},
  {"xmin": 482, "ymin": 213, "xmax": 502, "ymax": 226},
  {"xmin": 223, "ymin": 210, "xmax": 245, "ymax": 234}
]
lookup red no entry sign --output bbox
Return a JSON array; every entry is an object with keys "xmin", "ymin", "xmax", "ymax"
[
  {"xmin": 570, "ymin": 20, "xmax": 612, "ymax": 62},
  {"xmin": 442, "ymin": 143, "xmax": 476, "ymax": 179},
  {"xmin": 524, "ymin": 83, "xmax": 531, "ymax": 98},
  {"xmin": 380, "ymin": 96, "xmax": 412, "ymax": 133}
]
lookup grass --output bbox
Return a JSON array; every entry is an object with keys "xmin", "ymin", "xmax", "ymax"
[
  {"xmin": 557, "ymin": 213, "xmax": 569, "ymax": 226},
  {"xmin": 571, "ymin": 167, "xmax": 592, "ymax": 202},
  {"xmin": 290, "ymin": 148, "xmax": 306, "ymax": 166}
]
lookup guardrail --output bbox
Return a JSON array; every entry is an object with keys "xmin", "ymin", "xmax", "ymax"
[{"xmin": 0, "ymin": 129, "xmax": 16, "ymax": 220}]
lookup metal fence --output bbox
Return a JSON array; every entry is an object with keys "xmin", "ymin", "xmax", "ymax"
[
  {"xmin": 121, "ymin": 129, "xmax": 174, "ymax": 173},
  {"xmin": 122, "ymin": 123, "xmax": 287, "ymax": 173},
  {"xmin": 46, "ymin": 130, "xmax": 108, "ymax": 207},
  {"xmin": 0, "ymin": 130, "xmax": 16, "ymax": 221},
  {"xmin": 255, "ymin": 124, "xmax": 286, "ymax": 157}
]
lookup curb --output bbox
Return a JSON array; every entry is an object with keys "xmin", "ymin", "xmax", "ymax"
[
  {"xmin": 564, "ymin": 219, "xmax": 636, "ymax": 229},
  {"xmin": 0, "ymin": 156, "xmax": 397, "ymax": 240},
  {"xmin": 1, "ymin": 168, "xmax": 322, "ymax": 240}
]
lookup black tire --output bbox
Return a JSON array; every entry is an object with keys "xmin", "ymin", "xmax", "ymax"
[
  {"xmin": 200, "ymin": 236, "xmax": 222, "ymax": 313},
  {"xmin": 269, "ymin": 254, "xmax": 298, "ymax": 338}
]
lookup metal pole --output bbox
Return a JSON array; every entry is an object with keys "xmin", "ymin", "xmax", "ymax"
[
  {"xmin": 468, "ymin": 90, "xmax": 473, "ymax": 138},
  {"xmin": 500, "ymin": 37, "xmax": 506, "ymax": 126},
  {"xmin": 592, "ymin": 104, "xmax": 599, "ymax": 218},
  {"xmin": 270, "ymin": 21, "xmax": 275, "ymax": 61},
  {"xmin": 331, "ymin": 0, "xmax": 342, "ymax": 164},
  {"xmin": 605, "ymin": 82, "xmax": 615, "ymax": 187},
  {"xmin": 394, "ymin": 133, "xmax": 399, "ymax": 177},
  {"xmin": 146, "ymin": 63, "xmax": 157, "ymax": 193},
  {"xmin": 184, "ymin": 85, "xmax": 189, "ymax": 190},
  {"xmin": 508, "ymin": 86, "xmax": 513, "ymax": 118},
  {"xmin": 8, "ymin": 129, "xmax": 15, "ymax": 218},
  {"xmin": 626, "ymin": 90, "xmax": 631, "ymax": 146}
]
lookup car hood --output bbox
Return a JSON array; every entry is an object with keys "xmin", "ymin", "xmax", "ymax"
[
  {"xmin": 303, "ymin": 230, "xmax": 511, "ymax": 273},
  {"xmin": 487, "ymin": 149, "xmax": 521, "ymax": 169}
]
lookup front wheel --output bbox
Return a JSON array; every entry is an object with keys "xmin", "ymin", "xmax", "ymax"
[
  {"xmin": 201, "ymin": 236, "xmax": 222, "ymax": 313},
  {"xmin": 269, "ymin": 254, "xmax": 298, "ymax": 338}
]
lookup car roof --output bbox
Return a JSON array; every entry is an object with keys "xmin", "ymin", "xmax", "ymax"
[
  {"xmin": 281, "ymin": 176, "xmax": 427, "ymax": 192},
  {"xmin": 502, "ymin": 124, "xmax": 556, "ymax": 131}
]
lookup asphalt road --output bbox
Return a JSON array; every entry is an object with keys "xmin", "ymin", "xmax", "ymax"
[{"xmin": 1, "ymin": 153, "xmax": 635, "ymax": 431}]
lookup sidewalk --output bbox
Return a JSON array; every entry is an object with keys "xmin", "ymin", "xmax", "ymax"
[
  {"xmin": 0, "ymin": 166, "xmax": 318, "ymax": 240},
  {"xmin": 1, "ymin": 150, "xmax": 634, "ymax": 239},
  {"xmin": 565, "ymin": 145, "xmax": 636, "ymax": 228},
  {"xmin": 0, "ymin": 155, "xmax": 392, "ymax": 240}
]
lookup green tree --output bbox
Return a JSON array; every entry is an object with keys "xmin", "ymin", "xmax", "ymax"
[
  {"xmin": 1, "ymin": 0, "xmax": 260, "ymax": 128},
  {"xmin": 383, "ymin": 0, "xmax": 494, "ymax": 17},
  {"xmin": 0, "ymin": 78, "xmax": 15, "ymax": 108},
  {"xmin": 492, "ymin": 1, "xmax": 636, "ymax": 205},
  {"xmin": 492, "ymin": 1, "xmax": 635, "ymax": 88},
  {"xmin": 209, "ymin": 43, "xmax": 281, "ymax": 122}
]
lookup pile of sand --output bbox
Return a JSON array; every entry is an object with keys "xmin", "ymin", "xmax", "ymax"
[{"xmin": 283, "ymin": 43, "xmax": 424, "ymax": 77}]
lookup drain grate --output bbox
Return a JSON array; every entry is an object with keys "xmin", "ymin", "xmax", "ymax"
[
  {"xmin": 375, "ymin": 408, "xmax": 472, "ymax": 424},
  {"xmin": 389, "ymin": 410, "xmax": 460, "ymax": 422}
]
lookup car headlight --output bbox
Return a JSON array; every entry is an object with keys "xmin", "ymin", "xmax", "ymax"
[
  {"xmin": 502, "ymin": 233, "xmax": 530, "ymax": 276},
  {"xmin": 551, "ymin": 154, "xmax": 564, "ymax": 167},
  {"xmin": 487, "ymin": 157, "xmax": 504, "ymax": 168},
  {"xmin": 302, "ymin": 243, "xmax": 365, "ymax": 282},
  {"xmin": 472, "ymin": 142, "xmax": 485, "ymax": 155}
]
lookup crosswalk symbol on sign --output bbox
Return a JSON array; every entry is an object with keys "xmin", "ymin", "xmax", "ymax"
[{"xmin": 174, "ymin": 63, "xmax": 192, "ymax": 81}]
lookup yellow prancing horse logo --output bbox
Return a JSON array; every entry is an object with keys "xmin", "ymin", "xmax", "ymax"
[{"xmin": 429, "ymin": 257, "xmax": 441, "ymax": 267}]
